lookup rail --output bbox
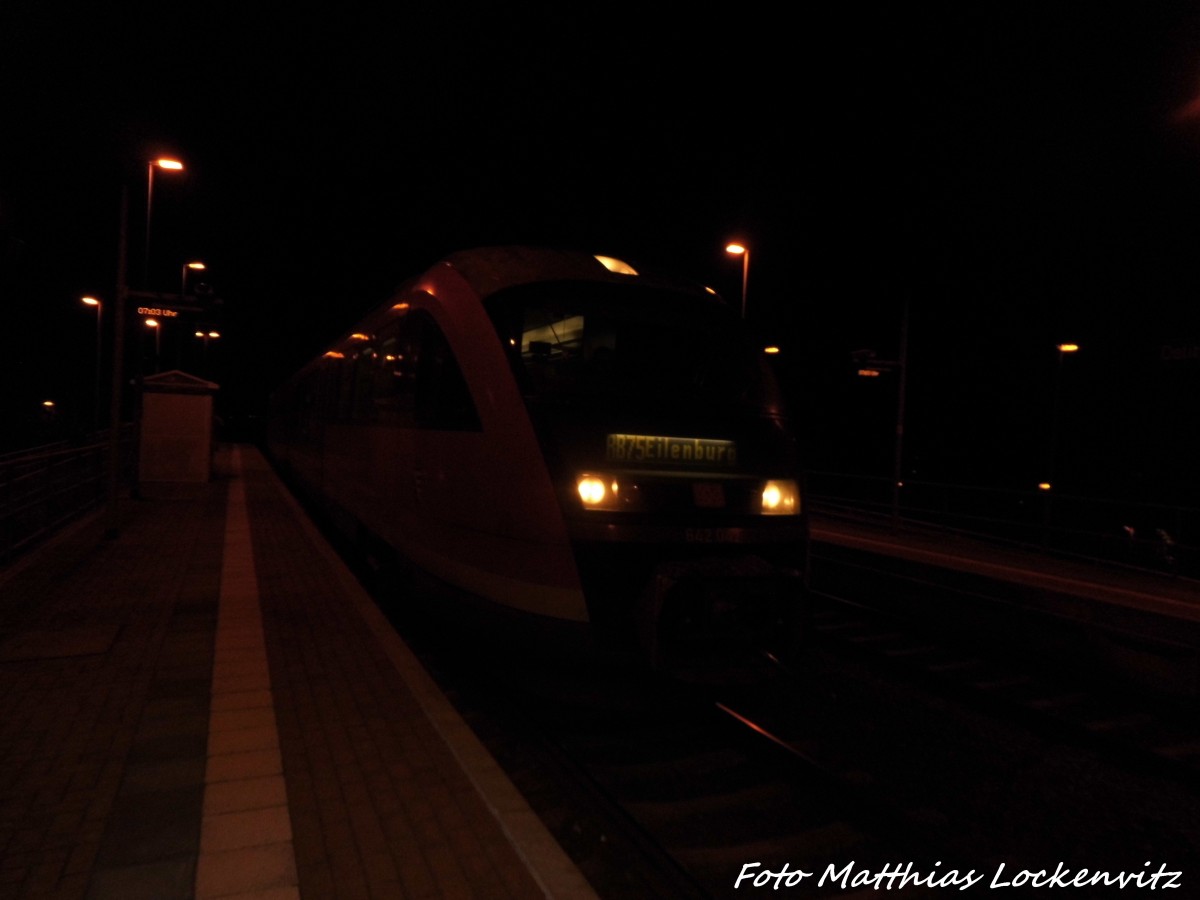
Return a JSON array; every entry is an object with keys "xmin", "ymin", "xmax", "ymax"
[{"xmin": 0, "ymin": 429, "xmax": 135, "ymax": 565}]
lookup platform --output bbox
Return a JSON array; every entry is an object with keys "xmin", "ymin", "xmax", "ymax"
[{"xmin": 0, "ymin": 444, "xmax": 596, "ymax": 900}]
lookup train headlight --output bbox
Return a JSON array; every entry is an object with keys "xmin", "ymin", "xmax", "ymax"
[
  {"xmin": 577, "ymin": 473, "xmax": 619, "ymax": 509},
  {"xmin": 760, "ymin": 479, "xmax": 800, "ymax": 515}
]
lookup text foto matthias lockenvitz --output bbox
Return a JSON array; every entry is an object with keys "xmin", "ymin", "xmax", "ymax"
[{"xmin": 735, "ymin": 861, "xmax": 1183, "ymax": 891}]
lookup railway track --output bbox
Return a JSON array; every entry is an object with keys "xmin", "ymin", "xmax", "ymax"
[
  {"xmin": 427, "ymin": 648, "xmax": 947, "ymax": 900},
  {"xmin": 357, "ymin": 537, "xmax": 1200, "ymax": 899},
  {"xmin": 807, "ymin": 548, "xmax": 1200, "ymax": 786}
]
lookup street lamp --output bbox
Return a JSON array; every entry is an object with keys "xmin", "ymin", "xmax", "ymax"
[
  {"xmin": 182, "ymin": 260, "xmax": 205, "ymax": 300},
  {"xmin": 1045, "ymin": 342, "xmax": 1080, "ymax": 492},
  {"xmin": 725, "ymin": 242, "xmax": 749, "ymax": 318},
  {"xmin": 144, "ymin": 157, "xmax": 184, "ymax": 288},
  {"xmin": 1042, "ymin": 341, "xmax": 1079, "ymax": 543},
  {"xmin": 82, "ymin": 296, "xmax": 103, "ymax": 430},
  {"xmin": 194, "ymin": 329, "xmax": 220, "ymax": 352},
  {"xmin": 105, "ymin": 158, "xmax": 193, "ymax": 534},
  {"xmin": 145, "ymin": 317, "xmax": 161, "ymax": 372},
  {"xmin": 194, "ymin": 329, "xmax": 221, "ymax": 378}
]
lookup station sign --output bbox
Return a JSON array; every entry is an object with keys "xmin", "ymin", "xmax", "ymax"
[{"xmin": 127, "ymin": 290, "xmax": 207, "ymax": 314}]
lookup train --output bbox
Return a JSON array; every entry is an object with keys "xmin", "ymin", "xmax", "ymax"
[{"xmin": 265, "ymin": 246, "xmax": 810, "ymax": 679}]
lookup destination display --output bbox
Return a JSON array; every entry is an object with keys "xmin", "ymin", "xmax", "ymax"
[{"xmin": 605, "ymin": 433, "xmax": 737, "ymax": 467}]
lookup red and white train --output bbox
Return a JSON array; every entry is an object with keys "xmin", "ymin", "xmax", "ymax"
[{"xmin": 265, "ymin": 246, "xmax": 809, "ymax": 677}]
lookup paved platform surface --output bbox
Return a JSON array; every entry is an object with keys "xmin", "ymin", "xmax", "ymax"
[{"xmin": 0, "ymin": 444, "xmax": 596, "ymax": 900}]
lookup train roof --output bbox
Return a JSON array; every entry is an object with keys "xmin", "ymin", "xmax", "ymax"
[
  {"xmin": 436, "ymin": 245, "xmax": 717, "ymax": 299},
  {"xmin": 273, "ymin": 245, "xmax": 727, "ymax": 393}
]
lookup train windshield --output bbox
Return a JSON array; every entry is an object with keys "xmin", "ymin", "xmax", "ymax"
[{"xmin": 485, "ymin": 282, "xmax": 784, "ymax": 417}]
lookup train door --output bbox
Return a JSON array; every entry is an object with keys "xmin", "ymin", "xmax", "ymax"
[
  {"xmin": 404, "ymin": 306, "xmax": 586, "ymax": 621},
  {"xmin": 359, "ymin": 315, "xmax": 419, "ymax": 550},
  {"xmin": 405, "ymin": 311, "xmax": 490, "ymax": 586}
]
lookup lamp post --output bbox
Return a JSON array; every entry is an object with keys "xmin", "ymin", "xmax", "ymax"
[
  {"xmin": 144, "ymin": 158, "xmax": 184, "ymax": 288},
  {"xmin": 725, "ymin": 242, "xmax": 749, "ymax": 319},
  {"xmin": 182, "ymin": 260, "xmax": 206, "ymax": 300},
  {"xmin": 104, "ymin": 186, "xmax": 131, "ymax": 538},
  {"xmin": 104, "ymin": 158, "xmax": 191, "ymax": 535},
  {"xmin": 890, "ymin": 299, "xmax": 910, "ymax": 532},
  {"xmin": 1046, "ymin": 342, "xmax": 1079, "ymax": 492},
  {"xmin": 82, "ymin": 296, "xmax": 103, "ymax": 430},
  {"xmin": 1042, "ymin": 341, "xmax": 1079, "ymax": 544},
  {"xmin": 851, "ymin": 303, "xmax": 911, "ymax": 532},
  {"xmin": 194, "ymin": 330, "xmax": 220, "ymax": 370},
  {"xmin": 145, "ymin": 318, "xmax": 161, "ymax": 373}
]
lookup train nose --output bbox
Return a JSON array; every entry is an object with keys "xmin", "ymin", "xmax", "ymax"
[{"xmin": 637, "ymin": 556, "xmax": 805, "ymax": 682}]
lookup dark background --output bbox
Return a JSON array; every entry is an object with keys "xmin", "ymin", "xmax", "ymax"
[{"xmin": 3, "ymin": 2, "xmax": 1200, "ymax": 507}]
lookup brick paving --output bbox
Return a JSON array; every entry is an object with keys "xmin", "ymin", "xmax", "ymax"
[{"xmin": 0, "ymin": 444, "xmax": 595, "ymax": 899}]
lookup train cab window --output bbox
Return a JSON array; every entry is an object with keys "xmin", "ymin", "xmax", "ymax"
[{"xmin": 485, "ymin": 282, "xmax": 780, "ymax": 416}]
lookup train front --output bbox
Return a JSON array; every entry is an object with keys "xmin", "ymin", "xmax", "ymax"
[{"xmin": 484, "ymin": 269, "xmax": 809, "ymax": 679}]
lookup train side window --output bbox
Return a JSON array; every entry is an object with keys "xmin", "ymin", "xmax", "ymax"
[
  {"xmin": 409, "ymin": 312, "xmax": 481, "ymax": 431},
  {"xmin": 370, "ymin": 320, "xmax": 411, "ymax": 426},
  {"xmin": 321, "ymin": 358, "xmax": 342, "ymax": 422},
  {"xmin": 389, "ymin": 317, "xmax": 420, "ymax": 428},
  {"xmin": 352, "ymin": 346, "xmax": 378, "ymax": 423},
  {"xmin": 330, "ymin": 354, "xmax": 355, "ymax": 422}
]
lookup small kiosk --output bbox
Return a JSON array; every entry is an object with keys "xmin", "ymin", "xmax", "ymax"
[{"xmin": 138, "ymin": 370, "xmax": 220, "ymax": 485}]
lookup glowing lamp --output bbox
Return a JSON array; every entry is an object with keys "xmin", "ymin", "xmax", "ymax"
[
  {"xmin": 761, "ymin": 479, "xmax": 800, "ymax": 515},
  {"xmin": 594, "ymin": 255, "xmax": 638, "ymax": 276},
  {"xmin": 577, "ymin": 474, "xmax": 610, "ymax": 506}
]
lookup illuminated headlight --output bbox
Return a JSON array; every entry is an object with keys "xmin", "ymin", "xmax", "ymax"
[
  {"xmin": 577, "ymin": 473, "xmax": 620, "ymax": 509},
  {"xmin": 761, "ymin": 479, "xmax": 800, "ymax": 515}
]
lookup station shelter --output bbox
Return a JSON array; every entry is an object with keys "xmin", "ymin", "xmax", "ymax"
[{"xmin": 138, "ymin": 370, "xmax": 220, "ymax": 484}]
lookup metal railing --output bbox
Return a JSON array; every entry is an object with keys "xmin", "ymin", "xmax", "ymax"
[
  {"xmin": 0, "ymin": 428, "xmax": 135, "ymax": 564},
  {"xmin": 805, "ymin": 470, "xmax": 1198, "ymax": 579}
]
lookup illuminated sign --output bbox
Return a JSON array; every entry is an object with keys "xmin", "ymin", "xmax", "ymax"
[
  {"xmin": 1161, "ymin": 343, "xmax": 1200, "ymax": 362},
  {"xmin": 606, "ymin": 434, "xmax": 737, "ymax": 467},
  {"xmin": 137, "ymin": 307, "xmax": 180, "ymax": 317}
]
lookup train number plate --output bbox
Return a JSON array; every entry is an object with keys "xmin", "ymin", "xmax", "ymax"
[
  {"xmin": 684, "ymin": 527, "xmax": 741, "ymax": 543},
  {"xmin": 692, "ymin": 482, "xmax": 726, "ymax": 508}
]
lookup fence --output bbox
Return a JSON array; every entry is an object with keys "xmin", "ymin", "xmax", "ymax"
[
  {"xmin": 0, "ymin": 429, "xmax": 134, "ymax": 564},
  {"xmin": 805, "ymin": 470, "xmax": 1198, "ymax": 578}
]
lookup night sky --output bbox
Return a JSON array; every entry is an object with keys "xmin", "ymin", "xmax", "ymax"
[{"xmin": 4, "ymin": 3, "xmax": 1200, "ymax": 506}]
